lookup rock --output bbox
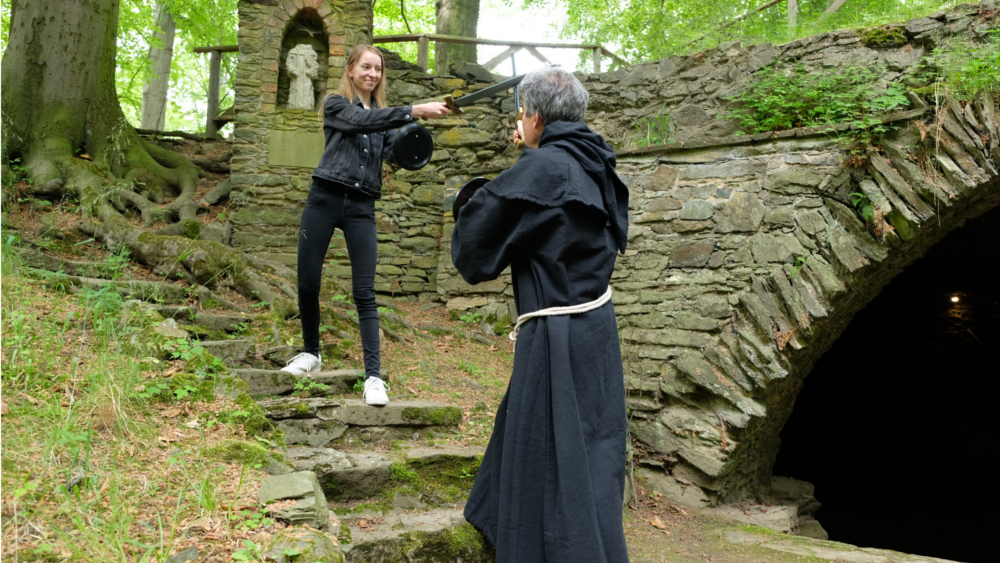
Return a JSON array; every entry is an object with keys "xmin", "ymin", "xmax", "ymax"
[
  {"xmin": 436, "ymin": 128, "xmax": 493, "ymax": 147},
  {"xmin": 277, "ymin": 419, "xmax": 349, "ymax": 447},
  {"xmin": 258, "ymin": 471, "xmax": 328, "ymax": 529},
  {"xmin": 286, "ymin": 447, "xmax": 393, "ymax": 500},
  {"xmin": 166, "ymin": 546, "xmax": 199, "ymax": 563},
  {"xmin": 669, "ymin": 241, "xmax": 715, "ymax": 267},
  {"xmin": 714, "ymin": 193, "xmax": 766, "ymax": 232},
  {"xmin": 798, "ymin": 516, "xmax": 829, "ymax": 540},
  {"xmin": 154, "ymin": 318, "xmax": 189, "ymax": 339},
  {"xmin": 449, "ymin": 61, "xmax": 493, "ymax": 83},
  {"xmin": 679, "ymin": 200, "xmax": 714, "ymax": 220},
  {"xmin": 635, "ymin": 467, "xmax": 713, "ymax": 508},
  {"xmin": 905, "ymin": 17, "xmax": 942, "ymax": 35},
  {"xmin": 749, "ymin": 233, "xmax": 806, "ymax": 263},
  {"xmin": 198, "ymin": 339, "xmax": 253, "ymax": 366},
  {"xmin": 767, "ymin": 166, "xmax": 829, "ymax": 194},
  {"xmin": 447, "ymin": 296, "xmax": 488, "ymax": 311},
  {"xmin": 33, "ymin": 213, "xmax": 63, "ymax": 239},
  {"xmin": 708, "ymin": 503, "xmax": 799, "ymax": 534},
  {"xmin": 126, "ymin": 318, "xmax": 190, "ymax": 359},
  {"xmin": 393, "ymin": 492, "xmax": 428, "ymax": 509},
  {"xmin": 202, "ymin": 178, "xmax": 232, "ymax": 205},
  {"xmin": 263, "ymin": 527, "xmax": 344, "ymax": 563},
  {"xmin": 406, "ymin": 445, "xmax": 485, "ymax": 464}
]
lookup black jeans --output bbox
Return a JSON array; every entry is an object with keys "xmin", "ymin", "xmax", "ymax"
[{"xmin": 297, "ymin": 178, "xmax": 380, "ymax": 379}]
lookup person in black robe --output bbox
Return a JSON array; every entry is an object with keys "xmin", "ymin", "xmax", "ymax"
[{"xmin": 451, "ymin": 67, "xmax": 631, "ymax": 563}]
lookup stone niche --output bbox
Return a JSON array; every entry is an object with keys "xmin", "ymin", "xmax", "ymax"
[
  {"xmin": 230, "ymin": 0, "xmax": 374, "ymax": 264},
  {"xmin": 277, "ymin": 9, "xmax": 329, "ymax": 110}
]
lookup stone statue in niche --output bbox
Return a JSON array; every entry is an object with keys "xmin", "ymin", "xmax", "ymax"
[{"xmin": 286, "ymin": 44, "xmax": 319, "ymax": 110}]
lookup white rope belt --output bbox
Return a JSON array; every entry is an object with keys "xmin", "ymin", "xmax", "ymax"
[{"xmin": 509, "ymin": 286, "xmax": 613, "ymax": 342}]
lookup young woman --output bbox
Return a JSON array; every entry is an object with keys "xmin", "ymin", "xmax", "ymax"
[{"xmin": 282, "ymin": 45, "xmax": 450, "ymax": 407}]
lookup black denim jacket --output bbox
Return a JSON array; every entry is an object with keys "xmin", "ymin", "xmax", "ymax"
[{"xmin": 313, "ymin": 95, "xmax": 414, "ymax": 199}]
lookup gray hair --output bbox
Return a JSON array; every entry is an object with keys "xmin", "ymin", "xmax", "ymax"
[{"xmin": 519, "ymin": 67, "xmax": 589, "ymax": 125}]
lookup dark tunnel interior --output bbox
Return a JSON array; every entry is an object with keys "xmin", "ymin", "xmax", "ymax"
[{"xmin": 772, "ymin": 203, "xmax": 1000, "ymax": 563}]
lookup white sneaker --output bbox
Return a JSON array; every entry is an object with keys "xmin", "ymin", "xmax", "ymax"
[
  {"xmin": 363, "ymin": 377, "xmax": 390, "ymax": 406},
  {"xmin": 281, "ymin": 352, "xmax": 321, "ymax": 376}
]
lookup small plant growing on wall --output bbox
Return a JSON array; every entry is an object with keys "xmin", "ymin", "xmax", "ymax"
[{"xmin": 630, "ymin": 105, "xmax": 673, "ymax": 148}]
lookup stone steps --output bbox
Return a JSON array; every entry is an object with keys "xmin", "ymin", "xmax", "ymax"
[
  {"xmin": 235, "ymin": 368, "xmax": 362, "ymax": 396},
  {"xmin": 339, "ymin": 508, "xmax": 493, "ymax": 563},
  {"xmin": 257, "ymin": 396, "xmax": 464, "ymax": 447},
  {"xmin": 286, "ymin": 444, "xmax": 484, "ymax": 502}
]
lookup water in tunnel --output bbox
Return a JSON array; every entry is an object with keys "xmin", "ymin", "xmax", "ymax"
[{"xmin": 772, "ymin": 203, "xmax": 1000, "ymax": 563}]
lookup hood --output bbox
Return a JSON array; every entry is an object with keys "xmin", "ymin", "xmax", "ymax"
[{"xmin": 538, "ymin": 121, "xmax": 630, "ymax": 253}]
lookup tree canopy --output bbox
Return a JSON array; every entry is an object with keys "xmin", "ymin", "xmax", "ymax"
[
  {"xmin": 527, "ymin": 0, "xmax": 962, "ymax": 66},
  {"xmin": 0, "ymin": 0, "xmax": 964, "ymax": 134}
]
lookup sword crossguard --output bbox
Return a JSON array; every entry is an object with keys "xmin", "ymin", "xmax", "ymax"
[{"xmin": 443, "ymin": 95, "xmax": 464, "ymax": 116}]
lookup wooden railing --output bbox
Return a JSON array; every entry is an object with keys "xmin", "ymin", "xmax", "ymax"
[
  {"xmin": 193, "ymin": 45, "xmax": 238, "ymax": 139},
  {"xmin": 371, "ymin": 33, "xmax": 627, "ymax": 74},
  {"xmin": 190, "ymin": 36, "xmax": 627, "ymax": 138}
]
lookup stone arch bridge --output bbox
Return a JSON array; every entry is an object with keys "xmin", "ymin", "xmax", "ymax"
[{"xmin": 228, "ymin": 1, "xmax": 999, "ymax": 507}]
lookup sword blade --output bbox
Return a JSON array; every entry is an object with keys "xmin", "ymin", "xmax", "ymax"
[{"xmin": 452, "ymin": 74, "xmax": 526, "ymax": 107}]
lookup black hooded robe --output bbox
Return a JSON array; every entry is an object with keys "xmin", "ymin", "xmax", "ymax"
[{"xmin": 452, "ymin": 121, "xmax": 631, "ymax": 563}]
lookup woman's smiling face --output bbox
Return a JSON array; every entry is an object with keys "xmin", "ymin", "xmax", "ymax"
[{"xmin": 349, "ymin": 50, "xmax": 383, "ymax": 96}]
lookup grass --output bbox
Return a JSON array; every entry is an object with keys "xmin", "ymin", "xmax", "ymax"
[
  {"xmin": 0, "ymin": 196, "xmax": 521, "ymax": 561},
  {"xmin": 0, "ymin": 234, "xmax": 280, "ymax": 562}
]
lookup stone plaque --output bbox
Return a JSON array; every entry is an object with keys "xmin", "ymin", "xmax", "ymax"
[{"xmin": 268, "ymin": 129, "xmax": 325, "ymax": 168}]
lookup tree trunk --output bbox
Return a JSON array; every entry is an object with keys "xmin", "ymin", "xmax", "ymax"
[
  {"xmin": 434, "ymin": 0, "xmax": 480, "ymax": 75},
  {"xmin": 140, "ymin": 2, "xmax": 176, "ymax": 131},
  {"xmin": 0, "ymin": 0, "xmax": 284, "ymax": 308}
]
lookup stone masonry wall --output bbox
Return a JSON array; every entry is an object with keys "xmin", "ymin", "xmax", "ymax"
[{"xmin": 228, "ymin": 2, "xmax": 999, "ymax": 504}]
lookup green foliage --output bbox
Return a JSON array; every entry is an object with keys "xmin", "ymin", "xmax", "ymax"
[
  {"xmin": 293, "ymin": 377, "xmax": 331, "ymax": 397},
  {"xmin": 850, "ymin": 192, "xmax": 876, "ymax": 223},
  {"xmin": 858, "ymin": 25, "xmax": 908, "ymax": 48},
  {"xmin": 232, "ymin": 538, "xmax": 264, "ymax": 561},
  {"xmin": 725, "ymin": 62, "xmax": 910, "ymax": 134},
  {"xmin": 457, "ymin": 359, "xmax": 483, "ymax": 376},
  {"xmin": 929, "ymin": 30, "xmax": 1000, "ymax": 100},
  {"xmin": 521, "ymin": 0, "xmax": 958, "ymax": 67},
  {"xmin": 390, "ymin": 462, "xmax": 421, "ymax": 484},
  {"xmin": 373, "ymin": 0, "xmax": 438, "ymax": 72},
  {"xmin": 459, "ymin": 311, "xmax": 483, "ymax": 325},
  {"xmin": 114, "ymin": 1, "xmax": 239, "ymax": 132},
  {"xmin": 631, "ymin": 105, "xmax": 673, "ymax": 148}
]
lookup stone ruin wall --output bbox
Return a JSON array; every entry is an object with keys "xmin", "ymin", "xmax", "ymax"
[{"xmin": 229, "ymin": 1, "xmax": 1000, "ymax": 508}]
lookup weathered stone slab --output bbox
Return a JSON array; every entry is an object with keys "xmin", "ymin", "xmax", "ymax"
[
  {"xmin": 196, "ymin": 339, "xmax": 253, "ymax": 366},
  {"xmin": 268, "ymin": 129, "xmax": 325, "ymax": 169},
  {"xmin": 276, "ymin": 419, "xmax": 349, "ymax": 447},
  {"xmin": 258, "ymin": 471, "xmax": 328, "ymax": 529},
  {"xmin": 259, "ymin": 398, "xmax": 462, "ymax": 428},
  {"xmin": 406, "ymin": 445, "xmax": 485, "ymax": 464},
  {"xmin": 286, "ymin": 447, "xmax": 393, "ymax": 500}
]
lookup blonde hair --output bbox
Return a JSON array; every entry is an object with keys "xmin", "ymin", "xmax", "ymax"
[{"xmin": 318, "ymin": 45, "xmax": 388, "ymax": 128}]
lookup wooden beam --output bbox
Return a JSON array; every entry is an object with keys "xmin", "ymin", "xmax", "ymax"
[
  {"xmin": 482, "ymin": 46, "xmax": 520, "ymax": 71},
  {"xmin": 194, "ymin": 45, "xmax": 238, "ymax": 54},
  {"xmin": 206, "ymin": 50, "xmax": 222, "ymax": 139},
  {"xmin": 373, "ymin": 33, "xmax": 603, "ymax": 50},
  {"xmin": 601, "ymin": 48, "xmax": 629, "ymax": 69},
  {"xmin": 525, "ymin": 46, "xmax": 552, "ymax": 66},
  {"xmin": 417, "ymin": 35, "xmax": 430, "ymax": 70}
]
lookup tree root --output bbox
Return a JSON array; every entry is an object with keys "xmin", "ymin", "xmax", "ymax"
[{"xmin": 135, "ymin": 128, "xmax": 205, "ymax": 142}]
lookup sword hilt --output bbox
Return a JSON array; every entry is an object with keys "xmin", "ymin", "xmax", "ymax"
[{"xmin": 443, "ymin": 95, "xmax": 464, "ymax": 116}]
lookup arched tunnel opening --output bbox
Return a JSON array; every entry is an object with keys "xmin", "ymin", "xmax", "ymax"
[{"xmin": 772, "ymin": 203, "xmax": 1000, "ymax": 563}]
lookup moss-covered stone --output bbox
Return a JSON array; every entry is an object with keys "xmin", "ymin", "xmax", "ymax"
[
  {"xmin": 858, "ymin": 26, "xmax": 907, "ymax": 48},
  {"xmin": 399, "ymin": 522, "xmax": 495, "ymax": 563},
  {"xmin": 402, "ymin": 406, "xmax": 462, "ymax": 426},
  {"xmin": 205, "ymin": 439, "xmax": 294, "ymax": 474},
  {"xmin": 262, "ymin": 524, "xmax": 344, "ymax": 563}
]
